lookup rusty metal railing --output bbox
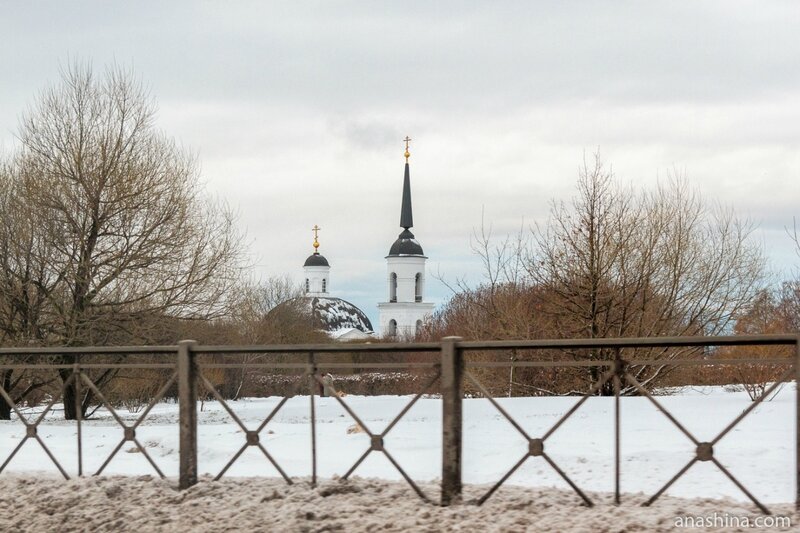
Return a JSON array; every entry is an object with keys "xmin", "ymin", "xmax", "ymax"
[
  {"xmin": 185, "ymin": 340, "xmax": 443, "ymax": 500},
  {"xmin": 0, "ymin": 345, "xmax": 178, "ymax": 481},
  {"xmin": 455, "ymin": 335, "xmax": 798, "ymax": 514},
  {"xmin": 0, "ymin": 334, "xmax": 796, "ymax": 514}
]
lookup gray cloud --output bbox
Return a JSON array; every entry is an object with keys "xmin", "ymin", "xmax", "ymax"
[{"xmin": 2, "ymin": 1, "xmax": 799, "ymax": 326}]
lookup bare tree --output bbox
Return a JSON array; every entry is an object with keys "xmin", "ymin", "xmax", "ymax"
[
  {"xmin": 0, "ymin": 160, "xmax": 64, "ymax": 418},
  {"xmin": 183, "ymin": 275, "xmax": 330, "ymax": 400},
  {"xmin": 220, "ymin": 276, "xmax": 315, "ymax": 399},
  {"xmin": 230, "ymin": 276, "xmax": 308, "ymax": 342},
  {"xmin": 526, "ymin": 155, "xmax": 766, "ymax": 392},
  {"xmin": 0, "ymin": 63, "xmax": 244, "ymax": 418},
  {"xmin": 433, "ymin": 153, "xmax": 766, "ymax": 395},
  {"xmin": 721, "ymin": 289, "xmax": 791, "ymax": 401}
]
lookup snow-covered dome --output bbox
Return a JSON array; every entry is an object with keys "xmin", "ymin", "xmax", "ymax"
[
  {"xmin": 306, "ymin": 296, "xmax": 373, "ymax": 334},
  {"xmin": 271, "ymin": 296, "xmax": 374, "ymax": 337},
  {"xmin": 300, "ymin": 296, "xmax": 373, "ymax": 335}
]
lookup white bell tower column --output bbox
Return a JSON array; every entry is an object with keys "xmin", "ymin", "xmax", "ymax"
[{"xmin": 377, "ymin": 138, "xmax": 434, "ymax": 338}]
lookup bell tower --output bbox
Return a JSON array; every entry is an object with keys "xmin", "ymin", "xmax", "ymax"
[{"xmin": 377, "ymin": 138, "xmax": 434, "ymax": 338}]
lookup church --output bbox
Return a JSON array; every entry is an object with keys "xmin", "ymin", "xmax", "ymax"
[{"xmin": 298, "ymin": 140, "xmax": 434, "ymax": 339}]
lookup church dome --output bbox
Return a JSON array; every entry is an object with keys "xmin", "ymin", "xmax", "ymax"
[
  {"xmin": 303, "ymin": 252, "xmax": 329, "ymax": 267},
  {"xmin": 388, "ymin": 229, "xmax": 424, "ymax": 256},
  {"xmin": 271, "ymin": 296, "xmax": 373, "ymax": 335},
  {"xmin": 306, "ymin": 296, "xmax": 374, "ymax": 334}
]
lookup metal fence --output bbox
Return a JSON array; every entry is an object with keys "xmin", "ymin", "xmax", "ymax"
[{"xmin": 0, "ymin": 334, "xmax": 797, "ymax": 514}]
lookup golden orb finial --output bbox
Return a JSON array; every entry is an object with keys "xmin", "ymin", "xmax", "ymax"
[
  {"xmin": 403, "ymin": 136, "xmax": 412, "ymax": 161},
  {"xmin": 312, "ymin": 224, "xmax": 321, "ymax": 251}
]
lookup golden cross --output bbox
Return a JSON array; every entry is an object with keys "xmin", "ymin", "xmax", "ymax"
[
  {"xmin": 312, "ymin": 225, "xmax": 321, "ymax": 250},
  {"xmin": 403, "ymin": 136, "xmax": 411, "ymax": 160}
]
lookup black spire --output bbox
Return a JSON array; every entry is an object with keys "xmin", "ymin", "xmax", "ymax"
[
  {"xmin": 400, "ymin": 162, "xmax": 413, "ymax": 229},
  {"xmin": 387, "ymin": 139, "xmax": 425, "ymax": 257}
]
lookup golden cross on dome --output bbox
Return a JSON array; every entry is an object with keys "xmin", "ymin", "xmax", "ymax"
[
  {"xmin": 312, "ymin": 224, "xmax": 321, "ymax": 251},
  {"xmin": 403, "ymin": 136, "xmax": 412, "ymax": 161}
]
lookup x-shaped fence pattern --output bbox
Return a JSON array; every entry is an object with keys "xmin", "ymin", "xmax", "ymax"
[
  {"xmin": 464, "ymin": 367, "xmax": 610, "ymax": 506},
  {"xmin": 0, "ymin": 367, "xmax": 176, "ymax": 479},
  {"xmin": 0, "ymin": 372, "xmax": 74, "ymax": 479},
  {"xmin": 464, "ymin": 354, "xmax": 795, "ymax": 514},
  {"xmin": 316, "ymin": 370, "xmax": 441, "ymax": 502},
  {"xmin": 84, "ymin": 370, "xmax": 177, "ymax": 478},
  {"xmin": 0, "ymin": 335, "xmax": 795, "ymax": 515},
  {"xmin": 197, "ymin": 364, "xmax": 442, "ymax": 503},
  {"xmin": 199, "ymin": 372, "xmax": 293, "ymax": 483},
  {"xmin": 630, "ymin": 366, "xmax": 795, "ymax": 515}
]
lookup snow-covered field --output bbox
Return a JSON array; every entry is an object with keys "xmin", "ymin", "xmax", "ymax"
[{"xmin": 0, "ymin": 385, "xmax": 796, "ymax": 531}]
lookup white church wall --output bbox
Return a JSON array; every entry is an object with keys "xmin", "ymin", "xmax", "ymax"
[
  {"xmin": 385, "ymin": 256, "xmax": 426, "ymax": 303},
  {"xmin": 304, "ymin": 265, "xmax": 330, "ymax": 296},
  {"xmin": 379, "ymin": 254, "xmax": 433, "ymax": 337},
  {"xmin": 377, "ymin": 301, "xmax": 435, "ymax": 338}
]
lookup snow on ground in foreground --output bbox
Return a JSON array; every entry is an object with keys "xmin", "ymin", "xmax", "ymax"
[
  {"xmin": 0, "ymin": 384, "xmax": 794, "ymax": 506},
  {"xmin": 0, "ymin": 475, "xmax": 795, "ymax": 533}
]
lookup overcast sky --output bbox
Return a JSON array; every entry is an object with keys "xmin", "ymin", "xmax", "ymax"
[{"xmin": 2, "ymin": 1, "xmax": 799, "ymax": 328}]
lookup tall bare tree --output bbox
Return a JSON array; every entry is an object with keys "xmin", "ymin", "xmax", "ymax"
[
  {"xmin": 432, "ymin": 153, "xmax": 766, "ymax": 395},
  {"xmin": 527, "ymin": 154, "xmax": 766, "ymax": 392},
  {"xmin": 0, "ymin": 63, "xmax": 244, "ymax": 418},
  {"xmin": 0, "ymin": 161, "xmax": 63, "ymax": 418}
]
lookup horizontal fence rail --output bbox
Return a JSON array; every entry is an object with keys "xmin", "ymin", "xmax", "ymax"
[{"xmin": 0, "ymin": 334, "xmax": 796, "ymax": 513}]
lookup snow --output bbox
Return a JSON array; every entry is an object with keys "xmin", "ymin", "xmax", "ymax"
[
  {"xmin": 1, "ymin": 476, "xmax": 796, "ymax": 532},
  {"xmin": 304, "ymin": 296, "xmax": 374, "ymax": 334},
  {"xmin": 0, "ymin": 385, "xmax": 796, "ymax": 530}
]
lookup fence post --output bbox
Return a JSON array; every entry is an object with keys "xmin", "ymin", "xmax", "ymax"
[
  {"xmin": 796, "ymin": 336, "xmax": 800, "ymax": 511},
  {"xmin": 178, "ymin": 339, "xmax": 198, "ymax": 490},
  {"xmin": 441, "ymin": 336, "xmax": 463, "ymax": 506}
]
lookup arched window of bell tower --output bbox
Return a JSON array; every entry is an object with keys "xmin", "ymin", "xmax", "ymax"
[
  {"xmin": 415, "ymin": 273, "xmax": 422, "ymax": 302},
  {"xmin": 390, "ymin": 273, "xmax": 397, "ymax": 302},
  {"xmin": 322, "ymin": 278, "xmax": 327, "ymax": 293},
  {"xmin": 305, "ymin": 278, "xmax": 310, "ymax": 293},
  {"xmin": 388, "ymin": 319, "xmax": 397, "ymax": 337}
]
